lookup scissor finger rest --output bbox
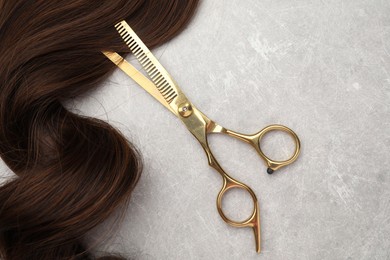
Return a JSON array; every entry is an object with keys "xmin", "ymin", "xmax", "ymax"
[
  {"xmin": 217, "ymin": 175, "xmax": 261, "ymax": 253},
  {"xmin": 255, "ymin": 124, "xmax": 300, "ymax": 173}
]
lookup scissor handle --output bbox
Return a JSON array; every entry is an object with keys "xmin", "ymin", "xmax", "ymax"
[
  {"xmin": 216, "ymin": 175, "xmax": 261, "ymax": 253},
  {"xmin": 225, "ymin": 124, "xmax": 301, "ymax": 173}
]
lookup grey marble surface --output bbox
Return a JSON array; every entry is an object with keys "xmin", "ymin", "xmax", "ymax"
[{"xmin": 1, "ymin": 0, "xmax": 390, "ymax": 259}]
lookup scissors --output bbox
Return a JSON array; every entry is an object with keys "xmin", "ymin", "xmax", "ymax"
[{"xmin": 102, "ymin": 20, "xmax": 300, "ymax": 253}]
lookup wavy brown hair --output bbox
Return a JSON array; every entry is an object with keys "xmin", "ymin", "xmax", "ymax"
[{"xmin": 0, "ymin": 0, "xmax": 199, "ymax": 259}]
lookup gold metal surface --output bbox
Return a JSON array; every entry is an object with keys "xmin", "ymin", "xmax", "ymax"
[{"xmin": 102, "ymin": 20, "xmax": 301, "ymax": 253}]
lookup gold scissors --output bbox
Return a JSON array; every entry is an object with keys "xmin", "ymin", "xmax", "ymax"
[{"xmin": 102, "ymin": 20, "xmax": 301, "ymax": 253}]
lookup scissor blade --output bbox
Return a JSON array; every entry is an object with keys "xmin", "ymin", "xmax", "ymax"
[
  {"xmin": 102, "ymin": 51, "xmax": 175, "ymax": 115},
  {"xmin": 114, "ymin": 21, "xmax": 182, "ymax": 107}
]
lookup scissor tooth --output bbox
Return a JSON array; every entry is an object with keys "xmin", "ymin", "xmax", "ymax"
[
  {"xmin": 148, "ymin": 67, "xmax": 158, "ymax": 76},
  {"xmin": 150, "ymin": 69, "xmax": 160, "ymax": 79},
  {"xmin": 137, "ymin": 45, "xmax": 145, "ymax": 51},
  {"xmin": 125, "ymin": 40, "xmax": 133, "ymax": 47},
  {"xmin": 144, "ymin": 61, "xmax": 153, "ymax": 71},
  {"xmin": 134, "ymin": 46, "xmax": 143, "ymax": 54},
  {"xmin": 146, "ymin": 65, "xmax": 156, "ymax": 74},
  {"xmin": 152, "ymin": 72, "xmax": 162, "ymax": 82},
  {"xmin": 154, "ymin": 72, "xmax": 162, "ymax": 80},
  {"xmin": 159, "ymin": 85, "xmax": 170, "ymax": 94},
  {"xmin": 162, "ymin": 90, "xmax": 172, "ymax": 98},
  {"xmin": 149, "ymin": 66, "xmax": 158, "ymax": 74},
  {"xmin": 161, "ymin": 83, "xmax": 172, "ymax": 93},
  {"xmin": 128, "ymin": 41, "xmax": 137, "ymax": 49},
  {"xmin": 138, "ymin": 53, "xmax": 147, "ymax": 62},
  {"xmin": 134, "ymin": 48, "xmax": 143, "ymax": 57},
  {"xmin": 139, "ymin": 55, "xmax": 147, "ymax": 62},
  {"xmin": 166, "ymin": 93, "xmax": 177, "ymax": 103},
  {"xmin": 123, "ymin": 34, "xmax": 131, "ymax": 42},
  {"xmin": 137, "ymin": 55, "xmax": 145, "ymax": 65},
  {"xmin": 125, "ymin": 39, "xmax": 133, "ymax": 46},
  {"xmin": 129, "ymin": 44, "xmax": 137, "ymax": 51},
  {"xmin": 167, "ymin": 92, "xmax": 177, "ymax": 100},
  {"xmin": 118, "ymin": 27, "xmax": 126, "ymax": 34},
  {"xmin": 130, "ymin": 42, "xmax": 139, "ymax": 50},
  {"xmin": 155, "ymin": 78, "xmax": 166, "ymax": 88},
  {"xmin": 155, "ymin": 77, "xmax": 166, "ymax": 87},
  {"xmin": 162, "ymin": 87, "xmax": 173, "ymax": 96},
  {"xmin": 166, "ymin": 87, "xmax": 176, "ymax": 96},
  {"xmin": 143, "ymin": 61, "xmax": 153, "ymax": 70},
  {"xmin": 166, "ymin": 96, "xmax": 176, "ymax": 103},
  {"xmin": 139, "ymin": 53, "xmax": 149, "ymax": 65},
  {"xmin": 132, "ymin": 46, "xmax": 141, "ymax": 54},
  {"xmin": 124, "ymin": 38, "xmax": 131, "ymax": 44},
  {"xmin": 159, "ymin": 82, "xmax": 170, "ymax": 91},
  {"xmin": 146, "ymin": 65, "xmax": 155, "ymax": 73},
  {"xmin": 137, "ymin": 49, "xmax": 146, "ymax": 57},
  {"xmin": 160, "ymin": 81, "xmax": 169, "ymax": 88}
]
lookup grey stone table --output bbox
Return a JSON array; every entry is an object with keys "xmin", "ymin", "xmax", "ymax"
[{"xmin": 1, "ymin": 0, "xmax": 389, "ymax": 259}]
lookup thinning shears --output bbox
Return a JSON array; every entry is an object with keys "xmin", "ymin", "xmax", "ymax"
[{"xmin": 103, "ymin": 20, "xmax": 300, "ymax": 253}]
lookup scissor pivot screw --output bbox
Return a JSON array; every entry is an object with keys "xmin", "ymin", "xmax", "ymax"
[{"xmin": 178, "ymin": 103, "xmax": 193, "ymax": 117}]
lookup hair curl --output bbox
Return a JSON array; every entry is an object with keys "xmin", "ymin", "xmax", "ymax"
[{"xmin": 0, "ymin": 0, "xmax": 199, "ymax": 258}]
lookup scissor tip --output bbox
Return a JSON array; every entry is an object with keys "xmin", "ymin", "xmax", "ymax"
[{"xmin": 267, "ymin": 168, "xmax": 274, "ymax": 174}]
